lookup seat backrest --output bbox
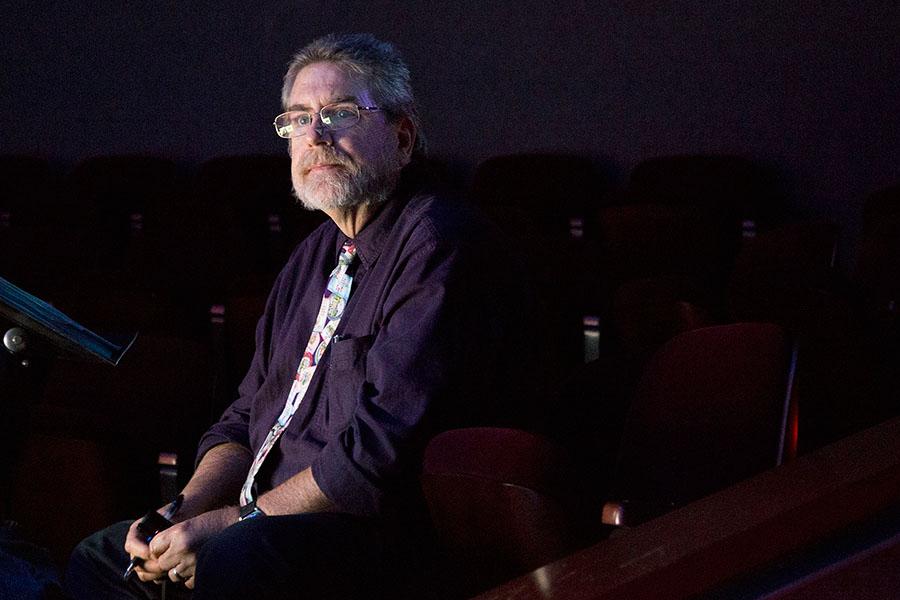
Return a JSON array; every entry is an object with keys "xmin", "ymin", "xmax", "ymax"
[
  {"xmin": 727, "ymin": 219, "xmax": 846, "ymax": 336},
  {"xmin": 223, "ymin": 292, "xmax": 268, "ymax": 396},
  {"xmin": 469, "ymin": 153, "xmax": 608, "ymax": 374},
  {"xmin": 421, "ymin": 427, "xmax": 587, "ymax": 596},
  {"xmin": 65, "ymin": 155, "xmax": 196, "ymax": 295},
  {"xmin": 190, "ymin": 154, "xmax": 326, "ymax": 301},
  {"xmin": 857, "ymin": 183, "xmax": 900, "ymax": 315},
  {"xmin": 597, "ymin": 202, "xmax": 740, "ymax": 289},
  {"xmin": 625, "ymin": 154, "xmax": 782, "ymax": 228},
  {"xmin": 469, "ymin": 153, "xmax": 604, "ymax": 218},
  {"xmin": 611, "ymin": 322, "xmax": 797, "ymax": 518},
  {"xmin": 611, "ymin": 275, "xmax": 720, "ymax": 361},
  {"xmin": 862, "ymin": 182, "xmax": 900, "ymax": 229},
  {"xmin": 68, "ymin": 154, "xmax": 185, "ymax": 237},
  {"xmin": 37, "ymin": 332, "xmax": 214, "ymax": 450}
]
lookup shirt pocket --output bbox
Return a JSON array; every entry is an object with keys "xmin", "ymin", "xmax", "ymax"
[{"xmin": 321, "ymin": 334, "xmax": 375, "ymax": 433}]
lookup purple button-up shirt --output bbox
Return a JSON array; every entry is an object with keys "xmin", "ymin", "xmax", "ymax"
[{"xmin": 197, "ymin": 180, "xmax": 534, "ymax": 518}]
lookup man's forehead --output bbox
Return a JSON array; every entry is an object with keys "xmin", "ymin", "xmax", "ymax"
[{"xmin": 288, "ymin": 62, "xmax": 374, "ymax": 109}]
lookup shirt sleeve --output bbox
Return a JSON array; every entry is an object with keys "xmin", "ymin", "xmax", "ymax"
[{"xmin": 310, "ymin": 227, "xmax": 467, "ymax": 516}]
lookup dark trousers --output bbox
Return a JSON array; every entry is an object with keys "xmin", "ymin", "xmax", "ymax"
[{"xmin": 66, "ymin": 513, "xmax": 434, "ymax": 600}]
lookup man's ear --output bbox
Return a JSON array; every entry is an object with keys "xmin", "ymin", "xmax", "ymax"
[{"xmin": 394, "ymin": 116, "xmax": 416, "ymax": 167}]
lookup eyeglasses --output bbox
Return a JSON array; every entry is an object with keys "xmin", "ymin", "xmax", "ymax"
[{"xmin": 273, "ymin": 103, "xmax": 382, "ymax": 138}]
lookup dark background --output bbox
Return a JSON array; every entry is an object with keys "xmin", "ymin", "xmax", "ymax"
[
  {"xmin": 3, "ymin": 1, "xmax": 899, "ymax": 267},
  {"xmin": 2, "ymin": 2, "xmax": 900, "ymax": 581}
]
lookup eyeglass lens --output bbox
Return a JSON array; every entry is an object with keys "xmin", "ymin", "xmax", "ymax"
[{"xmin": 275, "ymin": 104, "xmax": 360, "ymax": 138}]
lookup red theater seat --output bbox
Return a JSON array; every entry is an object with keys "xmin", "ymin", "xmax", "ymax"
[
  {"xmin": 421, "ymin": 427, "xmax": 593, "ymax": 597},
  {"xmin": 603, "ymin": 322, "xmax": 798, "ymax": 527}
]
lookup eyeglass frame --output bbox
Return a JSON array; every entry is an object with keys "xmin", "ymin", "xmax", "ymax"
[{"xmin": 273, "ymin": 103, "xmax": 383, "ymax": 139}]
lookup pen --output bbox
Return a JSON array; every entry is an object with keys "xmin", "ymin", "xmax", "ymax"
[
  {"xmin": 123, "ymin": 494, "xmax": 184, "ymax": 580},
  {"xmin": 161, "ymin": 494, "xmax": 184, "ymax": 522},
  {"xmin": 122, "ymin": 556, "xmax": 141, "ymax": 581}
]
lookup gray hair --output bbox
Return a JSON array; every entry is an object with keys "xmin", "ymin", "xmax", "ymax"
[{"xmin": 282, "ymin": 33, "xmax": 426, "ymax": 160}]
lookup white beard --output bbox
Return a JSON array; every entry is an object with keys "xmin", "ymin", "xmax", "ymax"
[{"xmin": 293, "ymin": 148, "xmax": 399, "ymax": 211}]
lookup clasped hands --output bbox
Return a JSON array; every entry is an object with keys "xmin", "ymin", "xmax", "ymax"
[{"xmin": 124, "ymin": 505, "xmax": 239, "ymax": 590}]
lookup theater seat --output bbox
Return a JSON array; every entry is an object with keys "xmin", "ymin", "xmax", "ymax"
[
  {"xmin": 421, "ymin": 427, "xmax": 594, "ymax": 597},
  {"xmin": 624, "ymin": 154, "xmax": 782, "ymax": 233},
  {"xmin": 469, "ymin": 153, "xmax": 609, "ymax": 374},
  {"xmin": 602, "ymin": 322, "xmax": 798, "ymax": 527},
  {"xmin": 611, "ymin": 275, "xmax": 720, "ymax": 363}
]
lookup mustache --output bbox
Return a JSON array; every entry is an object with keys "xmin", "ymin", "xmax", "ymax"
[{"xmin": 299, "ymin": 149, "xmax": 353, "ymax": 172}]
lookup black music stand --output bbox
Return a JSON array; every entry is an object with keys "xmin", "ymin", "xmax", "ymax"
[{"xmin": 0, "ymin": 276, "xmax": 136, "ymax": 367}]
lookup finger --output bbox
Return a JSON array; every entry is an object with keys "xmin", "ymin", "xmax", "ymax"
[
  {"xmin": 126, "ymin": 519, "xmax": 140, "ymax": 539},
  {"xmin": 136, "ymin": 570, "xmax": 155, "ymax": 583},
  {"xmin": 135, "ymin": 566, "xmax": 164, "ymax": 583},
  {"xmin": 148, "ymin": 530, "xmax": 172, "ymax": 559},
  {"xmin": 124, "ymin": 520, "xmax": 151, "ymax": 558},
  {"xmin": 153, "ymin": 524, "xmax": 192, "ymax": 570},
  {"xmin": 185, "ymin": 576, "xmax": 195, "ymax": 590},
  {"xmin": 154, "ymin": 541, "xmax": 185, "ymax": 571},
  {"xmin": 168, "ymin": 567, "xmax": 185, "ymax": 583},
  {"xmin": 134, "ymin": 558, "xmax": 163, "ymax": 579},
  {"xmin": 173, "ymin": 560, "xmax": 194, "ymax": 581}
]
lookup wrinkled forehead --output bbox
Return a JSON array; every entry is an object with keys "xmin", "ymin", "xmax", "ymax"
[{"xmin": 287, "ymin": 61, "xmax": 376, "ymax": 110}]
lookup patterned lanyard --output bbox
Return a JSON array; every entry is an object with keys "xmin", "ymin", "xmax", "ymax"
[{"xmin": 240, "ymin": 241, "xmax": 357, "ymax": 506}]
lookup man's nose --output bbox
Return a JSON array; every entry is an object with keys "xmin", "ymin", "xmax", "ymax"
[{"xmin": 305, "ymin": 115, "xmax": 332, "ymax": 146}]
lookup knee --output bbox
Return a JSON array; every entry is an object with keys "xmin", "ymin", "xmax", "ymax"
[
  {"xmin": 65, "ymin": 521, "xmax": 131, "ymax": 599},
  {"xmin": 67, "ymin": 534, "xmax": 91, "ymax": 568},
  {"xmin": 197, "ymin": 521, "xmax": 250, "ymax": 571},
  {"xmin": 194, "ymin": 515, "xmax": 366, "ymax": 600},
  {"xmin": 64, "ymin": 541, "xmax": 96, "ymax": 600},
  {"xmin": 194, "ymin": 520, "xmax": 282, "ymax": 598},
  {"xmin": 66, "ymin": 537, "xmax": 92, "ymax": 581}
]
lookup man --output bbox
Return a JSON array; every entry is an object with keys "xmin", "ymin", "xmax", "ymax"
[{"xmin": 67, "ymin": 33, "xmax": 536, "ymax": 599}]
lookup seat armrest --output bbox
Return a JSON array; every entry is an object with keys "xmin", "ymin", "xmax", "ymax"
[
  {"xmin": 602, "ymin": 501, "xmax": 628, "ymax": 526},
  {"xmin": 158, "ymin": 452, "xmax": 179, "ymax": 504},
  {"xmin": 602, "ymin": 499, "xmax": 678, "ymax": 527}
]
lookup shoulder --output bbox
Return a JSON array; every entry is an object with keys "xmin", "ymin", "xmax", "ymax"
[{"xmin": 395, "ymin": 190, "xmax": 495, "ymax": 252}]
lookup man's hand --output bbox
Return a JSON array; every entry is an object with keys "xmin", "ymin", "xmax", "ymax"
[
  {"xmin": 146, "ymin": 506, "xmax": 239, "ymax": 589},
  {"xmin": 123, "ymin": 512, "xmax": 167, "ymax": 583},
  {"xmin": 121, "ymin": 443, "xmax": 252, "ymax": 588}
]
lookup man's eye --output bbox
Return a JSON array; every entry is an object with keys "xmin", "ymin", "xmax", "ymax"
[{"xmin": 296, "ymin": 114, "xmax": 312, "ymax": 126}]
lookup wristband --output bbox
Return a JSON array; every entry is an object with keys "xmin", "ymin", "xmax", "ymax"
[{"xmin": 239, "ymin": 499, "xmax": 266, "ymax": 521}]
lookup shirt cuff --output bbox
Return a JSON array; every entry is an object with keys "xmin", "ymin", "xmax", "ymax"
[
  {"xmin": 195, "ymin": 427, "xmax": 251, "ymax": 470},
  {"xmin": 310, "ymin": 435, "xmax": 384, "ymax": 517}
]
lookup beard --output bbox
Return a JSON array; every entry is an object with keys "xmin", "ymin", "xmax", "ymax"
[{"xmin": 292, "ymin": 146, "xmax": 400, "ymax": 212}]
